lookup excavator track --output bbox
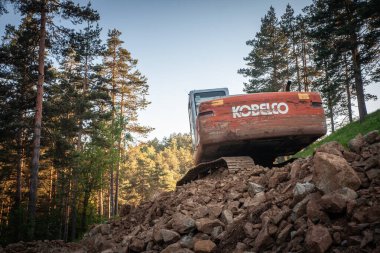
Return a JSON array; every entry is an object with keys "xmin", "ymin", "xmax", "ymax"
[{"xmin": 176, "ymin": 156, "xmax": 255, "ymax": 186}]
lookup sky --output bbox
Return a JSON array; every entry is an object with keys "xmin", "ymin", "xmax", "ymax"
[{"xmin": 1, "ymin": 0, "xmax": 379, "ymax": 140}]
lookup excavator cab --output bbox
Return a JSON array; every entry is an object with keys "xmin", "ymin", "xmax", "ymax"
[{"xmin": 188, "ymin": 88, "xmax": 229, "ymax": 148}]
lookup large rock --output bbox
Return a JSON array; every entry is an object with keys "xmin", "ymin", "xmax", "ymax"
[
  {"xmin": 161, "ymin": 243, "xmax": 194, "ymax": 253},
  {"xmin": 171, "ymin": 213, "xmax": 196, "ymax": 234},
  {"xmin": 195, "ymin": 218, "xmax": 224, "ymax": 234},
  {"xmin": 313, "ymin": 152, "xmax": 361, "ymax": 193},
  {"xmin": 363, "ymin": 130, "xmax": 379, "ymax": 144},
  {"xmin": 194, "ymin": 240, "xmax": 216, "ymax": 253},
  {"xmin": 305, "ymin": 224, "xmax": 332, "ymax": 253},
  {"xmin": 129, "ymin": 237, "xmax": 145, "ymax": 252},
  {"xmin": 160, "ymin": 229, "xmax": 180, "ymax": 243},
  {"xmin": 348, "ymin": 133, "xmax": 367, "ymax": 153},
  {"xmin": 315, "ymin": 141, "xmax": 345, "ymax": 157}
]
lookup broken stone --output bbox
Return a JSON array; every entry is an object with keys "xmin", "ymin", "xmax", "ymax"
[
  {"xmin": 315, "ymin": 141, "xmax": 345, "ymax": 157},
  {"xmin": 221, "ymin": 209, "xmax": 234, "ymax": 225},
  {"xmin": 305, "ymin": 224, "xmax": 332, "ymax": 253},
  {"xmin": 243, "ymin": 191, "xmax": 266, "ymax": 208},
  {"xmin": 293, "ymin": 182, "xmax": 315, "ymax": 198},
  {"xmin": 269, "ymin": 171, "xmax": 288, "ymax": 188},
  {"xmin": 366, "ymin": 168, "xmax": 380, "ymax": 180},
  {"xmin": 291, "ymin": 195, "xmax": 311, "ymax": 221},
  {"xmin": 364, "ymin": 130, "xmax": 379, "ymax": 144},
  {"xmin": 348, "ymin": 134, "xmax": 367, "ymax": 153},
  {"xmin": 277, "ymin": 223, "xmax": 293, "ymax": 243},
  {"xmin": 210, "ymin": 226, "xmax": 223, "ymax": 240},
  {"xmin": 194, "ymin": 240, "xmax": 216, "ymax": 253},
  {"xmin": 160, "ymin": 229, "xmax": 180, "ymax": 243},
  {"xmin": 313, "ymin": 152, "xmax": 361, "ymax": 193},
  {"xmin": 253, "ymin": 216, "xmax": 273, "ymax": 251},
  {"xmin": 171, "ymin": 213, "xmax": 195, "ymax": 234},
  {"xmin": 129, "ymin": 237, "xmax": 145, "ymax": 252},
  {"xmin": 194, "ymin": 206, "xmax": 209, "ymax": 219},
  {"xmin": 243, "ymin": 222, "xmax": 258, "ymax": 238},
  {"xmin": 195, "ymin": 218, "xmax": 224, "ymax": 234},
  {"xmin": 320, "ymin": 192, "xmax": 347, "ymax": 213},
  {"xmin": 161, "ymin": 243, "xmax": 193, "ymax": 253},
  {"xmin": 207, "ymin": 204, "xmax": 223, "ymax": 219},
  {"xmin": 271, "ymin": 206, "xmax": 291, "ymax": 225},
  {"xmin": 247, "ymin": 182, "xmax": 265, "ymax": 197},
  {"xmin": 289, "ymin": 160, "xmax": 302, "ymax": 180}
]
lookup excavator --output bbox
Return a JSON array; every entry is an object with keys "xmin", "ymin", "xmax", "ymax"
[{"xmin": 177, "ymin": 85, "xmax": 327, "ymax": 186}]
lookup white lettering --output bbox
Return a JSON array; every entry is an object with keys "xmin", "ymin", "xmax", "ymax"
[
  {"xmin": 232, "ymin": 106, "xmax": 241, "ymax": 118},
  {"xmin": 240, "ymin": 105, "xmax": 251, "ymax": 117},
  {"xmin": 231, "ymin": 102, "xmax": 289, "ymax": 118},
  {"xmin": 251, "ymin": 104, "xmax": 260, "ymax": 116},
  {"xmin": 277, "ymin": 102, "xmax": 289, "ymax": 114},
  {"xmin": 271, "ymin": 103, "xmax": 278, "ymax": 114}
]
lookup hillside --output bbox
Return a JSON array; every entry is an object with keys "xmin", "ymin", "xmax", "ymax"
[{"xmin": 296, "ymin": 109, "xmax": 380, "ymax": 158}]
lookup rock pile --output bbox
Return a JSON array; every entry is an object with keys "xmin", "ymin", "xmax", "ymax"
[{"xmin": 2, "ymin": 130, "xmax": 380, "ymax": 253}]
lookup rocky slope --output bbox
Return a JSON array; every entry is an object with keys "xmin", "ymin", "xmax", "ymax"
[{"xmin": 2, "ymin": 130, "xmax": 380, "ymax": 253}]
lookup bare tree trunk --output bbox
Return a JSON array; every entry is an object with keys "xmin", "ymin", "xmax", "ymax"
[
  {"xmin": 15, "ymin": 129, "xmax": 25, "ymax": 240},
  {"xmin": 344, "ymin": 54, "xmax": 353, "ymax": 123},
  {"xmin": 63, "ymin": 180, "xmax": 71, "ymax": 242},
  {"xmin": 328, "ymin": 93, "xmax": 335, "ymax": 133},
  {"xmin": 28, "ymin": 3, "xmax": 46, "ymax": 240},
  {"xmin": 81, "ymin": 190, "xmax": 90, "ymax": 233},
  {"xmin": 301, "ymin": 37, "xmax": 308, "ymax": 92},
  {"xmin": 99, "ymin": 178, "xmax": 103, "ymax": 217},
  {"xmin": 351, "ymin": 44, "xmax": 367, "ymax": 121},
  {"xmin": 292, "ymin": 31, "xmax": 301, "ymax": 91},
  {"xmin": 70, "ymin": 172, "xmax": 78, "ymax": 241},
  {"xmin": 344, "ymin": 0, "xmax": 367, "ymax": 122}
]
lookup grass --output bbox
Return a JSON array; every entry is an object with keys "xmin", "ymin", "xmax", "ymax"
[{"xmin": 295, "ymin": 109, "xmax": 380, "ymax": 158}]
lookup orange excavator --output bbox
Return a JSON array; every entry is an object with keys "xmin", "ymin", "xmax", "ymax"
[{"xmin": 177, "ymin": 86, "xmax": 326, "ymax": 186}]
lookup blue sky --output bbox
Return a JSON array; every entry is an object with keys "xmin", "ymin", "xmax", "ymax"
[{"xmin": 1, "ymin": 0, "xmax": 379, "ymax": 140}]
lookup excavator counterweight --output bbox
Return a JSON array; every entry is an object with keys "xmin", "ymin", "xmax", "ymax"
[{"xmin": 179, "ymin": 88, "xmax": 327, "ymax": 186}]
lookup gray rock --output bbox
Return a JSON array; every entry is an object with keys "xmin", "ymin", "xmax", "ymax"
[
  {"xmin": 171, "ymin": 213, "xmax": 195, "ymax": 234},
  {"xmin": 247, "ymin": 182, "xmax": 265, "ymax": 197},
  {"xmin": 160, "ymin": 229, "xmax": 180, "ymax": 243},
  {"xmin": 313, "ymin": 152, "xmax": 361, "ymax": 194},
  {"xmin": 348, "ymin": 134, "xmax": 366, "ymax": 153},
  {"xmin": 364, "ymin": 130, "xmax": 379, "ymax": 144},
  {"xmin": 293, "ymin": 182, "xmax": 315, "ymax": 198}
]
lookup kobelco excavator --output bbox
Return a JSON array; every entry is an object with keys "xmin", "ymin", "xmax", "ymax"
[{"xmin": 177, "ymin": 86, "xmax": 326, "ymax": 186}]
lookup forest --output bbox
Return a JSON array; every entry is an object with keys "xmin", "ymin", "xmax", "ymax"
[{"xmin": 0, "ymin": 0, "xmax": 379, "ymax": 246}]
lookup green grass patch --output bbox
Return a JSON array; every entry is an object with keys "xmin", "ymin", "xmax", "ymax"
[{"xmin": 295, "ymin": 109, "xmax": 380, "ymax": 158}]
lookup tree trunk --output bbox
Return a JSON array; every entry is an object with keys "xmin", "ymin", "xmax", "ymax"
[
  {"xmin": 351, "ymin": 43, "xmax": 367, "ymax": 121},
  {"xmin": 28, "ymin": 3, "xmax": 46, "ymax": 240},
  {"xmin": 15, "ymin": 129, "xmax": 25, "ymax": 240},
  {"xmin": 328, "ymin": 92, "xmax": 335, "ymax": 133},
  {"xmin": 81, "ymin": 190, "xmax": 90, "ymax": 233},
  {"xmin": 344, "ymin": 54, "xmax": 353, "ymax": 123},
  {"xmin": 344, "ymin": 0, "xmax": 367, "ymax": 122},
  {"xmin": 292, "ymin": 30, "xmax": 301, "ymax": 91},
  {"xmin": 70, "ymin": 173, "xmax": 78, "ymax": 241}
]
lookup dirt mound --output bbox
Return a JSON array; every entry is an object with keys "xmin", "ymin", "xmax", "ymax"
[{"xmin": 3, "ymin": 130, "xmax": 380, "ymax": 253}]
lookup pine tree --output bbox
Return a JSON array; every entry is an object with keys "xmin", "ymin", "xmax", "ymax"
[
  {"xmin": 238, "ymin": 6, "xmax": 289, "ymax": 93},
  {"xmin": 0, "ymin": 15, "xmax": 41, "ymax": 242},
  {"xmin": 306, "ymin": 0, "xmax": 378, "ymax": 122},
  {"xmin": 103, "ymin": 29, "xmax": 150, "ymax": 216},
  {"xmin": 5, "ymin": 0, "xmax": 99, "ymax": 240}
]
